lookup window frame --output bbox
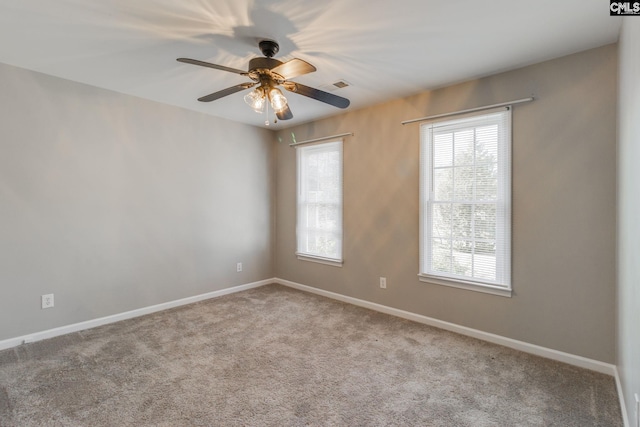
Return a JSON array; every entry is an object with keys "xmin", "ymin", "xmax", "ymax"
[
  {"xmin": 419, "ymin": 108, "xmax": 512, "ymax": 297},
  {"xmin": 295, "ymin": 139, "xmax": 344, "ymax": 267}
]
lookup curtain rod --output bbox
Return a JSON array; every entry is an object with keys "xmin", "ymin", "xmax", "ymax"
[
  {"xmin": 289, "ymin": 132, "xmax": 354, "ymax": 147},
  {"xmin": 401, "ymin": 97, "xmax": 535, "ymax": 126}
]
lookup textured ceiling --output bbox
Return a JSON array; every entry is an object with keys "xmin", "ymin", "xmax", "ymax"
[{"xmin": 0, "ymin": 0, "xmax": 621, "ymax": 129}]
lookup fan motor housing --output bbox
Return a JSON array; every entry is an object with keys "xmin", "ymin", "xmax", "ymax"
[{"xmin": 248, "ymin": 57, "xmax": 282, "ymax": 72}]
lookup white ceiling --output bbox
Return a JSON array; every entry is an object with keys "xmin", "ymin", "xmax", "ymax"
[{"xmin": 0, "ymin": 0, "xmax": 621, "ymax": 130}]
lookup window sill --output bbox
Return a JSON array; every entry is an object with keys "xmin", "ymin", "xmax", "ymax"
[
  {"xmin": 418, "ymin": 274, "xmax": 512, "ymax": 298},
  {"xmin": 296, "ymin": 253, "xmax": 343, "ymax": 268}
]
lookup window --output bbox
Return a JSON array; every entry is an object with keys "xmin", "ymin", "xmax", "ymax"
[
  {"xmin": 296, "ymin": 140, "xmax": 343, "ymax": 266},
  {"xmin": 419, "ymin": 109, "xmax": 511, "ymax": 296}
]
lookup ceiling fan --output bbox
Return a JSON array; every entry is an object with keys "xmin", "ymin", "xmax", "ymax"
[{"xmin": 177, "ymin": 40, "xmax": 350, "ymax": 122}]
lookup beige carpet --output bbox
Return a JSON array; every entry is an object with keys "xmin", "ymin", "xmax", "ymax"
[{"xmin": 0, "ymin": 284, "xmax": 622, "ymax": 426}]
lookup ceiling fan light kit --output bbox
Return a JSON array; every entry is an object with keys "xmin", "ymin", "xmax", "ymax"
[{"xmin": 177, "ymin": 39, "xmax": 350, "ymax": 123}]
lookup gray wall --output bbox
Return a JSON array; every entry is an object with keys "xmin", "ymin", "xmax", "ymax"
[
  {"xmin": 0, "ymin": 63, "xmax": 274, "ymax": 341},
  {"xmin": 275, "ymin": 44, "xmax": 617, "ymax": 363},
  {"xmin": 618, "ymin": 18, "xmax": 640, "ymax": 425}
]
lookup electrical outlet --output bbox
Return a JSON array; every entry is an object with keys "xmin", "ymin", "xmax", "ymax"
[
  {"xmin": 41, "ymin": 294, "xmax": 54, "ymax": 309},
  {"xmin": 379, "ymin": 277, "xmax": 387, "ymax": 289},
  {"xmin": 236, "ymin": 262, "xmax": 243, "ymax": 272}
]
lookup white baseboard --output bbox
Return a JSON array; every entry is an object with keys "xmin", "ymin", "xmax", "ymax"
[
  {"xmin": 615, "ymin": 367, "xmax": 631, "ymax": 427},
  {"xmin": 274, "ymin": 278, "xmax": 617, "ymax": 376},
  {"xmin": 1, "ymin": 276, "xmax": 618, "ymax": 378},
  {"xmin": 0, "ymin": 278, "xmax": 275, "ymax": 351}
]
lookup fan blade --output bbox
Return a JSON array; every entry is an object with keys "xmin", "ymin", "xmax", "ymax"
[
  {"xmin": 177, "ymin": 58, "xmax": 246, "ymax": 75},
  {"xmin": 197, "ymin": 83, "xmax": 254, "ymax": 102},
  {"xmin": 270, "ymin": 59, "xmax": 316, "ymax": 80},
  {"xmin": 276, "ymin": 105, "xmax": 293, "ymax": 120},
  {"xmin": 285, "ymin": 83, "xmax": 350, "ymax": 109}
]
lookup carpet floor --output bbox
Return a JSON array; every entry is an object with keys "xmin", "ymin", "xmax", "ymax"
[{"xmin": 0, "ymin": 284, "xmax": 622, "ymax": 426}]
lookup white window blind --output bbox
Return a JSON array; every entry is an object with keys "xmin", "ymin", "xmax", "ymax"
[
  {"xmin": 420, "ymin": 109, "xmax": 511, "ymax": 293},
  {"xmin": 296, "ymin": 140, "xmax": 343, "ymax": 264}
]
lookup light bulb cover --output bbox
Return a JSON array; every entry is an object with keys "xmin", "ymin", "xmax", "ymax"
[
  {"xmin": 268, "ymin": 87, "xmax": 288, "ymax": 112},
  {"xmin": 244, "ymin": 87, "xmax": 265, "ymax": 113}
]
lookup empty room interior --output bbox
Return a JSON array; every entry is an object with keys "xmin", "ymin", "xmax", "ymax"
[{"xmin": 0, "ymin": 1, "xmax": 639, "ymax": 426}]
